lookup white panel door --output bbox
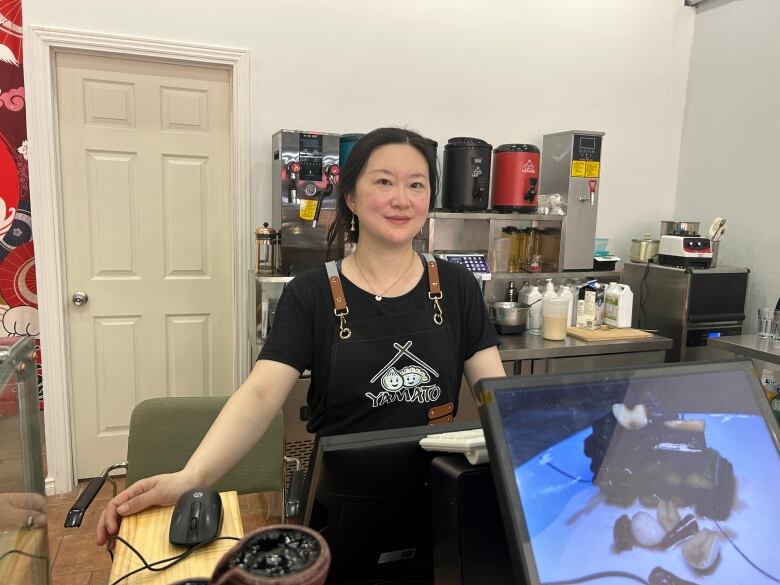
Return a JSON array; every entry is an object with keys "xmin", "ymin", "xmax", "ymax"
[{"xmin": 56, "ymin": 52, "xmax": 235, "ymax": 478}]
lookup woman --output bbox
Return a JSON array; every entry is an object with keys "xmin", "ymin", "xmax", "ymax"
[{"xmin": 96, "ymin": 127, "xmax": 504, "ymax": 545}]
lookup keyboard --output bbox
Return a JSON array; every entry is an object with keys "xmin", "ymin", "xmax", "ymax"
[{"xmin": 419, "ymin": 428, "xmax": 489, "ymax": 465}]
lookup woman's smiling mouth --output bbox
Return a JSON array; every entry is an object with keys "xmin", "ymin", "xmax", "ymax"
[{"xmin": 387, "ymin": 216, "xmax": 412, "ymax": 224}]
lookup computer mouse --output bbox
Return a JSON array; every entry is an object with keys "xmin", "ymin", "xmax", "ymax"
[{"xmin": 169, "ymin": 487, "xmax": 223, "ymax": 546}]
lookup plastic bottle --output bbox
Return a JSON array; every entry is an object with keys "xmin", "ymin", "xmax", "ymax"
[
  {"xmin": 559, "ymin": 284, "xmax": 575, "ymax": 327},
  {"xmin": 491, "ymin": 228, "xmax": 512, "ymax": 273},
  {"xmin": 526, "ymin": 284, "xmax": 543, "ymax": 334},
  {"xmin": 604, "ymin": 284, "xmax": 634, "ymax": 328},
  {"xmin": 542, "ymin": 278, "xmax": 556, "ymax": 300},
  {"xmin": 518, "ymin": 281, "xmax": 531, "ymax": 304},
  {"xmin": 569, "ymin": 282, "xmax": 582, "ymax": 327},
  {"xmin": 504, "ymin": 281, "xmax": 519, "ymax": 302}
]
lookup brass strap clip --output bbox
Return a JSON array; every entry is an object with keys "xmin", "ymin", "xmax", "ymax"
[
  {"xmin": 334, "ymin": 307, "xmax": 351, "ymax": 339},
  {"xmin": 429, "ymin": 291, "xmax": 444, "ymax": 325}
]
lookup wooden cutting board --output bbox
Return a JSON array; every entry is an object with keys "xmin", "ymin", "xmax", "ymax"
[{"xmin": 566, "ymin": 326, "xmax": 653, "ymax": 342}]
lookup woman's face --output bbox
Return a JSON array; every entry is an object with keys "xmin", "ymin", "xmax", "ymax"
[{"xmin": 346, "ymin": 144, "xmax": 430, "ymax": 248}]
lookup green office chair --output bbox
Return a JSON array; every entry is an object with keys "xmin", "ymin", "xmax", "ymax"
[{"xmin": 64, "ymin": 397, "xmax": 303, "ymax": 527}]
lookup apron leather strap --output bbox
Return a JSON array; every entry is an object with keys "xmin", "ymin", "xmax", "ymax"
[
  {"xmin": 422, "ymin": 253, "xmax": 444, "ymax": 325},
  {"xmin": 325, "ymin": 261, "xmax": 347, "ymax": 313},
  {"xmin": 428, "ymin": 401, "xmax": 454, "ymax": 420},
  {"xmin": 422, "ymin": 253, "xmax": 442, "ymax": 297},
  {"xmin": 326, "ymin": 261, "xmax": 351, "ymax": 339}
]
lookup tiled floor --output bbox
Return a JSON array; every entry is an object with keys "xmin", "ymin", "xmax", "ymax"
[{"xmin": 45, "ymin": 477, "xmax": 281, "ymax": 585}]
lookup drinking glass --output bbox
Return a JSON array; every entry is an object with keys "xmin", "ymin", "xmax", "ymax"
[
  {"xmin": 773, "ymin": 311, "xmax": 780, "ymax": 342},
  {"xmin": 758, "ymin": 307, "xmax": 775, "ymax": 339}
]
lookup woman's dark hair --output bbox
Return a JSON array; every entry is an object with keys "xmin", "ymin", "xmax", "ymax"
[{"xmin": 326, "ymin": 127, "xmax": 438, "ymax": 258}]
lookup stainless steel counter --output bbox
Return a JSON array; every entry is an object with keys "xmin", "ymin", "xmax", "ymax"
[
  {"xmin": 707, "ymin": 334, "xmax": 780, "ymax": 366},
  {"xmin": 492, "ymin": 331, "xmax": 672, "ymax": 378},
  {"xmin": 497, "ymin": 332, "xmax": 672, "ymax": 361}
]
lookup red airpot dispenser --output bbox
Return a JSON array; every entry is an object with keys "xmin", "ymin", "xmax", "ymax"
[{"xmin": 491, "ymin": 144, "xmax": 541, "ymax": 212}]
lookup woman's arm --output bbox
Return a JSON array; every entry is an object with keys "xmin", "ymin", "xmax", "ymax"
[
  {"xmin": 183, "ymin": 359, "xmax": 300, "ymax": 485},
  {"xmin": 463, "ymin": 345, "xmax": 506, "ymax": 391}
]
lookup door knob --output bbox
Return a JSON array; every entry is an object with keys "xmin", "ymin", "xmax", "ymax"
[{"xmin": 72, "ymin": 291, "xmax": 89, "ymax": 306}]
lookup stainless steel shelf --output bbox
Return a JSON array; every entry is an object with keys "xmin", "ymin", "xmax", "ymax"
[
  {"xmin": 490, "ymin": 270, "xmax": 621, "ymax": 280},
  {"xmin": 429, "ymin": 211, "xmax": 564, "ymax": 222},
  {"xmin": 256, "ymin": 275, "xmax": 295, "ymax": 283}
]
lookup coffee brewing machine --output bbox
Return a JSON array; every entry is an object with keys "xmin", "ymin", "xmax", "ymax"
[
  {"xmin": 539, "ymin": 131, "xmax": 605, "ymax": 271},
  {"xmin": 272, "ymin": 130, "xmax": 341, "ymax": 274}
]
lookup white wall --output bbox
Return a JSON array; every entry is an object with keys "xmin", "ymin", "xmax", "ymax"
[
  {"xmin": 25, "ymin": 0, "xmax": 694, "ymax": 261},
  {"xmin": 676, "ymin": 0, "xmax": 780, "ymax": 331}
]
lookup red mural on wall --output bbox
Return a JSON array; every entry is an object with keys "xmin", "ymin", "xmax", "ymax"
[{"xmin": 0, "ymin": 0, "xmax": 42, "ymax": 410}]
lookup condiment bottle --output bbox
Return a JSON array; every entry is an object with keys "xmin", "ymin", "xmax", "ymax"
[
  {"xmin": 542, "ymin": 278, "xmax": 556, "ymax": 301},
  {"xmin": 518, "ymin": 281, "xmax": 531, "ymax": 304},
  {"xmin": 504, "ymin": 281, "xmax": 519, "ymax": 302},
  {"xmin": 559, "ymin": 284, "xmax": 575, "ymax": 327}
]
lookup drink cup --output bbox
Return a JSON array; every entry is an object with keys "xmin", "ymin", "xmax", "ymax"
[{"xmin": 542, "ymin": 297, "xmax": 570, "ymax": 341}]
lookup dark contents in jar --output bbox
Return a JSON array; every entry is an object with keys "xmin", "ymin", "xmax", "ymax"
[{"xmin": 228, "ymin": 528, "xmax": 321, "ymax": 577}]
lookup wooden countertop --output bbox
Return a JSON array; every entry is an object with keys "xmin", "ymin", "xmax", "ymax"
[{"xmin": 108, "ymin": 491, "xmax": 244, "ymax": 585}]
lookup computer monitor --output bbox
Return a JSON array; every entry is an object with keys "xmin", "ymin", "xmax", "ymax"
[
  {"xmin": 477, "ymin": 360, "xmax": 780, "ymax": 585},
  {"xmin": 303, "ymin": 420, "xmax": 480, "ymax": 584}
]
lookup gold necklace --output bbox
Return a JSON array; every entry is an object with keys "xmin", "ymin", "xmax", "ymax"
[{"xmin": 353, "ymin": 251, "xmax": 417, "ymax": 301}]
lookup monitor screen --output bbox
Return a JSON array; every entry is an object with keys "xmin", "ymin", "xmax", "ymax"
[
  {"xmin": 478, "ymin": 360, "xmax": 780, "ymax": 585},
  {"xmin": 303, "ymin": 420, "xmax": 480, "ymax": 584}
]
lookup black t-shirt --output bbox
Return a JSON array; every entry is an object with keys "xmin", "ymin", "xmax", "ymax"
[{"xmin": 258, "ymin": 256, "xmax": 500, "ymax": 434}]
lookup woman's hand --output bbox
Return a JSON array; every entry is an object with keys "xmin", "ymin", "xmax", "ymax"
[{"xmin": 95, "ymin": 470, "xmax": 198, "ymax": 546}]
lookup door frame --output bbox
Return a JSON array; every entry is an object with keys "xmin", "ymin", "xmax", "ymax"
[{"xmin": 24, "ymin": 26, "xmax": 251, "ymax": 494}]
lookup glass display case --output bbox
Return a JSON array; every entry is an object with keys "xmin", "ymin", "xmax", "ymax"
[
  {"xmin": 0, "ymin": 336, "xmax": 49, "ymax": 585},
  {"xmin": 254, "ymin": 275, "xmax": 295, "ymax": 354}
]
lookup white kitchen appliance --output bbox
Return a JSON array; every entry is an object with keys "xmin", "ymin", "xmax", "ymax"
[{"xmin": 657, "ymin": 235, "xmax": 713, "ymax": 269}]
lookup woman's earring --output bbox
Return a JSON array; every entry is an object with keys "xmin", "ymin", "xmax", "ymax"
[{"xmin": 350, "ymin": 214, "xmax": 356, "ymax": 232}]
